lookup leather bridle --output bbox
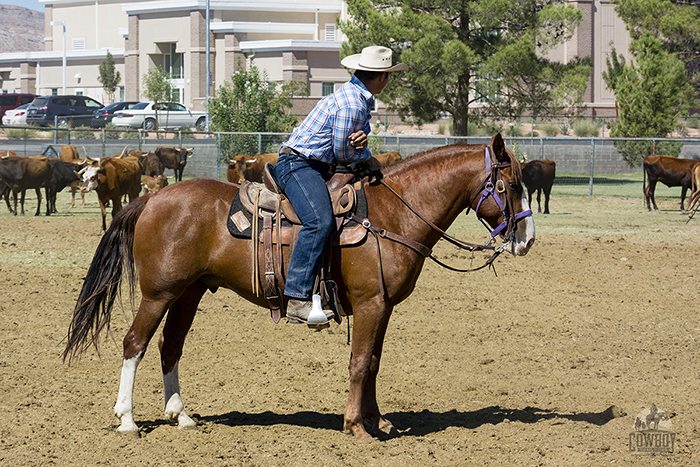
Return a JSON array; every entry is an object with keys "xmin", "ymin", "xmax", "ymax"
[{"xmin": 467, "ymin": 146, "xmax": 533, "ymax": 245}]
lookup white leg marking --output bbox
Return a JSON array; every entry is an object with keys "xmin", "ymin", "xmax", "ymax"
[
  {"xmin": 114, "ymin": 352, "xmax": 143, "ymax": 433},
  {"xmin": 163, "ymin": 361, "xmax": 197, "ymax": 430}
]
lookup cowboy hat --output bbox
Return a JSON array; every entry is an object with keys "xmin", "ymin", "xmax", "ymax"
[{"xmin": 340, "ymin": 46, "xmax": 408, "ymax": 72}]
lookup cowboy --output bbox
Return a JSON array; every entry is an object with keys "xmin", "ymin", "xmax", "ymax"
[{"xmin": 273, "ymin": 45, "xmax": 408, "ymax": 328}]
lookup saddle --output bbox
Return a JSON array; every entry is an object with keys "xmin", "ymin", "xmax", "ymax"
[{"xmin": 227, "ymin": 164, "xmax": 369, "ymax": 324}]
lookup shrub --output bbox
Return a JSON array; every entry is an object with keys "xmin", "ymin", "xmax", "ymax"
[
  {"xmin": 103, "ymin": 123, "xmax": 121, "ymax": 139},
  {"xmin": 505, "ymin": 123, "xmax": 523, "ymax": 137},
  {"xmin": 482, "ymin": 120, "xmax": 502, "ymax": 136},
  {"xmin": 572, "ymin": 119, "xmax": 600, "ymax": 137},
  {"xmin": 686, "ymin": 114, "xmax": 700, "ymax": 129},
  {"xmin": 71, "ymin": 129, "xmax": 96, "ymax": 140},
  {"xmin": 4, "ymin": 127, "xmax": 39, "ymax": 139},
  {"xmin": 538, "ymin": 123, "xmax": 560, "ymax": 137}
]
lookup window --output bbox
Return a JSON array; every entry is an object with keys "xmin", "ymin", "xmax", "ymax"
[
  {"xmin": 164, "ymin": 43, "xmax": 183, "ymax": 79},
  {"xmin": 322, "ymin": 82, "xmax": 334, "ymax": 96},
  {"xmin": 325, "ymin": 23, "xmax": 336, "ymax": 41},
  {"xmin": 51, "ymin": 88, "xmax": 58, "ymax": 96},
  {"xmin": 72, "ymin": 38, "xmax": 86, "ymax": 51},
  {"xmin": 119, "ymin": 86, "xmax": 125, "ymax": 101}
]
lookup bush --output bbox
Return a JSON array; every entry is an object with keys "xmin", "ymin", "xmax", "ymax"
[
  {"xmin": 71, "ymin": 129, "xmax": 96, "ymax": 140},
  {"xmin": 572, "ymin": 119, "xmax": 600, "ymax": 137},
  {"xmin": 122, "ymin": 130, "xmax": 143, "ymax": 139},
  {"xmin": 538, "ymin": 123, "xmax": 560, "ymax": 137},
  {"xmin": 482, "ymin": 120, "xmax": 502, "ymax": 136},
  {"xmin": 505, "ymin": 123, "xmax": 523, "ymax": 137},
  {"xmin": 103, "ymin": 123, "xmax": 121, "ymax": 139},
  {"xmin": 4, "ymin": 127, "xmax": 39, "ymax": 139},
  {"xmin": 686, "ymin": 114, "xmax": 700, "ymax": 129}
]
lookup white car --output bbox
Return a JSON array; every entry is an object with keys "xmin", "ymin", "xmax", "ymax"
[
  {"xmin": 2, "ymin": 103, "xmax": 30, "ymax": 126},
  {"xmin": 112, "ymin": 101, "xmax": 206, "ymax": 131}
]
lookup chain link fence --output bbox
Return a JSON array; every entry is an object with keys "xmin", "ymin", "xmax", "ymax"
[{"xmin": 2, "ymin": 125, "xmax": 700, "ymax": 197}]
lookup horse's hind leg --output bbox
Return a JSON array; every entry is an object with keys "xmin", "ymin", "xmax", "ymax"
[
  {"xmin": 114, "ymin": 296, "xmax": 172, "ymax": 434},
  {"xmin": 159, "ymin": 281, "xmax": 207, "ymax": 430}
]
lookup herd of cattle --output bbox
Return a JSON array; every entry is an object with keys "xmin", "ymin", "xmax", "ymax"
[{"xmin": 4, "ymin": 141, "xmax": 699, "ymax": 232}]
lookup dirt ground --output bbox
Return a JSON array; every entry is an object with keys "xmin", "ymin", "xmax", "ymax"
[{"xmin": 1, "ymin": 189, "xmax": 700, "ymax": 466}]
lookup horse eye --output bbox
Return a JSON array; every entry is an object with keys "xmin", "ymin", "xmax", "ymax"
[{"xmin": 509, "ymin": 182, "xmax": 518, "ymax": 190}]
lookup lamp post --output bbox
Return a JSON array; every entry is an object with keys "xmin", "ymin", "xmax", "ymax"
[
  {"xmin": 205, "ymin": 0, "xmax": 211, "ymax": 132},
  {"xmin": 51, "ymin": 20, "xmax": 66, "ymax": 95}
]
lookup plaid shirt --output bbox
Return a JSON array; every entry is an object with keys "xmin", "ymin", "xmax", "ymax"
[{"xmin": 283, "ymin": 74, "xmax": 373, "ymax": 164}]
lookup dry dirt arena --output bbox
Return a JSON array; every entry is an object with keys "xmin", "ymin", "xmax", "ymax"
[{"xmin": 1, "ymin": 189, "xmax": 700, "ymax": 466}]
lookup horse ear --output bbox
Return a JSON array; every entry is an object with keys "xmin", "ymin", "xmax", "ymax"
[{"xmin": 491, "ymin": 133, "xmax": 507, "ymax": 162}]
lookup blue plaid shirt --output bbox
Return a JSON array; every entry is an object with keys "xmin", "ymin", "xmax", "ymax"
[{"xmin": 283, "ymin": 74, "xmax": 373, "ymax": 164}]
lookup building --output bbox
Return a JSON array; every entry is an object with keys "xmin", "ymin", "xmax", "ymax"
[{"xmin": 0, "ymin": 0, "xmax": 631, "ymax": 117}]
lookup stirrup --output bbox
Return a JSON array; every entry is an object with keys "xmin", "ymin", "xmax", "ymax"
[{"xmin": 307, "ymin": 295, "xmax": 330, "ymax": 330}]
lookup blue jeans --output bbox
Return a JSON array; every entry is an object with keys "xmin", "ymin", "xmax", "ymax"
[{"xmin": 273, "ymin": 152, "xmax": 334, "ymax": 300}]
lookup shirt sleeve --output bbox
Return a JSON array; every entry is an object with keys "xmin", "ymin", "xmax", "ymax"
[{"xmin": 332, "ymin": 106, "xmax": 372, "ymax": 162}]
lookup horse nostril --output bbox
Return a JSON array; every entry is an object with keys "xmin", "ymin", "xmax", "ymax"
[{"xmin": 527, "ymin": 238, "xmax": 535, "ymax": 250}]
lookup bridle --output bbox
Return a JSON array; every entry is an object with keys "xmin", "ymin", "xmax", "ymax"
[
  {"xmin": 350, "ymin": 144, "xmax": 532, "ymax": 275},
  {"xmin": 467, "ymin": 146, "xmax": 532, "ymax": 244}
]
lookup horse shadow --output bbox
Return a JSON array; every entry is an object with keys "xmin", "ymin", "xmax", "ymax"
[{"xmin": 137, "ymin": 405, "xmax": 622, "ymax": 438}]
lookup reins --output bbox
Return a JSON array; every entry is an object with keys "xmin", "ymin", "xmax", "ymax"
[{"xmin": 353, "ymin": 145, "xmax": 531, "ymax": 276}]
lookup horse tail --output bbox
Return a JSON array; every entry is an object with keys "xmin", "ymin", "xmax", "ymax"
[{"xmin": 63, "ymin": 194, "xmax": 151, "ymax": 363}]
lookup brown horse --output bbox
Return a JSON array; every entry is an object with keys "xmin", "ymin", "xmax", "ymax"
[{"xmin": 63, "ymin": 134, "xmax": 535, "ymax": 441}]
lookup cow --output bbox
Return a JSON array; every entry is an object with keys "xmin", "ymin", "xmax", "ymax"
[
  {"xmin": 142, "ymin": 152, "xmax": 164, "ymax": 177},
  {"xmin": 521, "ymin": 159, "xmax": 556, "ymax": 214},
  {"xmin": 373, "ymin": 151, "xmax": 402, "ymax": 168},
  {"xmin": 226, "ymin": 153, "xmax": 278, "ymax": 184},
  {"xmin": 0, "ymin": 155, "xmax": 53, "ymax": 216},
  {"xmin": 643, "ymin": 154, "xmax": 698, "ymax": 211},
  {"xmin": 141, "ymin": 174, "xmax": 170, "ymax": 194},
  {"xmin": 59, "ymin": 144, "xmax": 89, "ymax": 209},
  {"xmin": 47, "ymin": 159, "xmax": 80, "ymax": 213},
  {"xmin": 155, "ymin": 146, "xmax": 192, "ymax": 182},
  {"xmin": 79, "ymin": 156, "xmax": 143, "ymax": 231}
]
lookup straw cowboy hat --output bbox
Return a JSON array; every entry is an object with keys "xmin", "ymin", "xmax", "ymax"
[{"xmin": 341, "ymin": 46, "xmax": 408, "ymax": 72}]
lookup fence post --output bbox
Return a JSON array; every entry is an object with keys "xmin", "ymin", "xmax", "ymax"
[
  {"xmin": 217, "ymin": 132, "xmax": 222, "ymax": 179},
  {"xmin": 258, "ymin": 133, "xmax": 262, "ymax": 154},
  {"xmin": 101, "ymin": 128, "xmax": 106, "ymax": 158},
  {"xmin": 589, "ymin": 138, "xmax": 595, "ymax": 196}
]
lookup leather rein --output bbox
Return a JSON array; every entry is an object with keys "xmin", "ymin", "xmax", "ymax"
[{"xmin": 349, "ymin": 145, "xmax": 532, "ymax": 276}]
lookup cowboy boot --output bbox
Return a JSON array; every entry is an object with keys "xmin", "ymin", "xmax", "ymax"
[{"xmin": 286, "ymin": 297, "xmax": 334, "ymax": 329}]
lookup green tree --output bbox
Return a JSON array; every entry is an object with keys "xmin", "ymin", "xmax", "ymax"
[
  {"xmin": 606, "ymin": 34, "xmax": 690, "ymax": 166},
  {"xmin": 97, "ymin": 51, "xmax": 121, "ymax": 104},
  {"xmin": 141, "ymin": 66, "xmax": 174, "ymax": 131},
  {"xmin": 208, "ymin": 63, "xmax": 306, "ymax": 157},
  {"xmin": 339, "ymin": 0, "xmax": 591, "ymax": 136},
  {"xmin": 613, "ymin": 0, "xmax": 700, "ymax": 107}
]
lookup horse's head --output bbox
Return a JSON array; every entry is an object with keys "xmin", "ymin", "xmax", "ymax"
[{"xmin": 469, "ymin": 134, "xmax": 535, "ymax": 256}]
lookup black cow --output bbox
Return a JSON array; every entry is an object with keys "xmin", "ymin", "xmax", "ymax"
[
  {"xmin": 521, "ymin": 159, "xmax": 556, "ymax": 214},
  {"xmin": 0, "ymin": 155, "xmax": 53, "ymax": 216},
  {"xmin": 47, "ymin": 159, "xmax": 80, "ymax": 213},
  {"xmin": 155, "ymin": 146, "xmax": 192, "ymax": 182}
]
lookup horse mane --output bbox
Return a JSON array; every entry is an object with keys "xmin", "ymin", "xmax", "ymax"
[{"xmin": 381, "ymin": 140, "xmax": 523, "ymax": 184}]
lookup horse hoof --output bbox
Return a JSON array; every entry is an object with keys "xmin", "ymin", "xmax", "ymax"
[{"xmin": 378, "ymin": 422, "xmax": 396, "ymax": 435}]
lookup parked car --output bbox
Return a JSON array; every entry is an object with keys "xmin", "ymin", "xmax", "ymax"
[
  {"xmin": 26, "ymin": 95, "xmax": 104, "ymax": 127},
  {"xmin": 1, "ymin": 103, "xmax": 30, "ymax": 126},
  {"xmin": 90, "ymin": 101, "xmax": 142, "ymax": 128},
  {"xmin": 0, "ymin": 93, "xmax": 38, "ymax": 120},
  {"xmin": 112, "ymin": 101, "xmax": 206, "ymax": 131}
]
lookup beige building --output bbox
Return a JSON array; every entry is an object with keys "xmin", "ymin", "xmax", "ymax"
[{"xmin": 0, "ymin": 0, "xmax": 631, "ymax": 117}]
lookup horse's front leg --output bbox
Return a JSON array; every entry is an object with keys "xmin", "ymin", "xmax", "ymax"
[
  {"xmin": 343, "ymin": 300, "xmax": 393, "ymax": 440},
  {"xmin": 159, "ymin": 281, "xmax": 207, "ymax": 430}
]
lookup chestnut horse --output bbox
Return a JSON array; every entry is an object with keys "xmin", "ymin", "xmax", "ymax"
[{"xmin": 63, "ymin": 134, "xmax": 535, "ymax": 441}]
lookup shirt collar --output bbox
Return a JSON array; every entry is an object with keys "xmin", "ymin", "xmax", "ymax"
[{"xmin": 350, "ymin": 74, "xmax": 374, "ymax": 102}]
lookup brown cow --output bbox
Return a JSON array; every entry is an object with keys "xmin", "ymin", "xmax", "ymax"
[
  {"xmin": 226, "ymin": 153, "xmax": 278, "ymax": 184},
  {"xmin": 373, "ymin": 151, "xmax": 402, "ymax": 168},
  {"xmin": 79, "ymin": 157, "xmax": 143, "ymax": 231},
  {"xmin": 0, "ymin": 155, "xmax": 53, "ymax": 216},
  {"xmin": 643, "ymin": 154, "xmax": 698, "ymax": 211},
  {"xmin": 141, "ymin": 174, "xmax": 170, "ymax": 194},
  {"xmin": 521, "ymin": 159, "xmax": 556, "ymax": 214},
  {"xmin": 155, "ymin": 146, "xmax": 192, "ymax": 182}
]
